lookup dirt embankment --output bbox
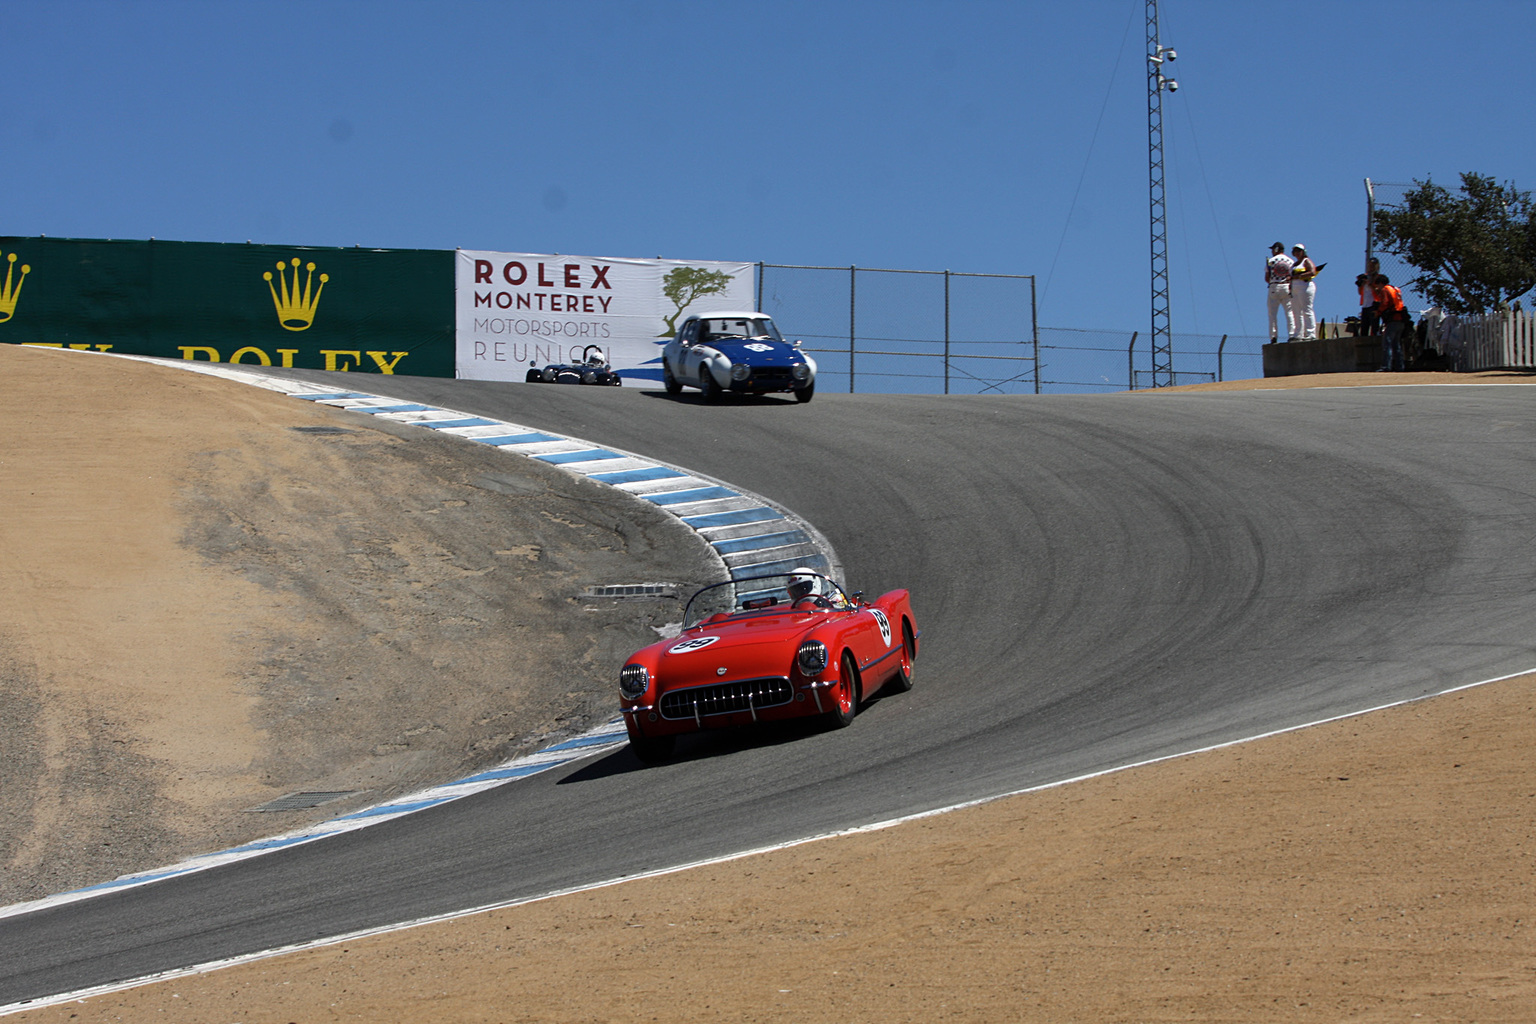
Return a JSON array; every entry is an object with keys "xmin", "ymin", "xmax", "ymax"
[{"xmin": 0, "ymin": 344, "xmax": 718, "ymax": 906}]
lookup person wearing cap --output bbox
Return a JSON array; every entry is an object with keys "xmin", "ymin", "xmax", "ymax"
[
  {"xmin": 1355, "ymin": 256, "xmax": 1382, "ymax": 336},
  {"xmin": 1264, "ymin": 242, "xmax": 1295, "ymax": 342},
  {"xmin": 1375, "ymin": 274, "xmax": 1409, "ymax": 371},
  {"xmin": 1288, "ymin": 244, "xmax": 1318, "ymax": 341}
]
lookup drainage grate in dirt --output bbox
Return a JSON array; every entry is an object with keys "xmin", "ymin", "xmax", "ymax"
[
  {"xmin": 583, "ymin": 583, "xmax": 682, "ymax": 600},
  {"xmin": 248, "ymin": 791, "xmax": 363, "ymax": 812},
  {"xmin": 289, "ymin": 426, "xmax": 356, "ymax": 435}
]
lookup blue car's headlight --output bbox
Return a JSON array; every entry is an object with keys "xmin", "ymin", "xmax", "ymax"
[
  {"xmin": 791, "ymin": 362, "xmax": 810, "ymax": 380},
  {"xmin": 619, "ymin": 663, "xmax": 649, "ymax": 699},
  {"xmin": 731, "ymin": 363, "xmax": 750, "ymax": 381}
]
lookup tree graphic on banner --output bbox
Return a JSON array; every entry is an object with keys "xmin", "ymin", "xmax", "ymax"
[{"xmin": 659, "ymin": 267, "xmax": 732, "ymax": 336}]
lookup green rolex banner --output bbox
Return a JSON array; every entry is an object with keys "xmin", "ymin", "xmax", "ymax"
[{"xmin": 0, "ymin": 236, "xmax": 454, "ymax": 376}]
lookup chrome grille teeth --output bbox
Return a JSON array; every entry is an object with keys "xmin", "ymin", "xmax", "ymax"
[{"xmin": 660, "ymin": 677, "xmax": 794, "ymax": 722}]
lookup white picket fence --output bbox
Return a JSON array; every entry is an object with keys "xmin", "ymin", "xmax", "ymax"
[{"xmin": 1440, "ymin": 310, "xmax": 1536, "ymax": 372}]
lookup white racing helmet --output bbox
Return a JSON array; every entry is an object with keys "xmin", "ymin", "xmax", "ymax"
[{"xmin": 787, "ymin": 567, "xmax": 823, "ymax": 601}]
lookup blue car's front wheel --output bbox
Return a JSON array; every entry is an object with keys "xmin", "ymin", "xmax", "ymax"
[{"xmin": 794, "ymin": 379, "xmax": 815, "ymax": 403}]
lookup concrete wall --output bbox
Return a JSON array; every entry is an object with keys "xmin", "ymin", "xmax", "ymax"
[{"xmin": 1263, "ymin": 337, "xmax": 1382, "ymax": 377}]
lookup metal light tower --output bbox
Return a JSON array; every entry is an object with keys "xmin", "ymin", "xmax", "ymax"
[{"xmin": 1146, "ymin": 1, "xmax": 1177, "ymax": 388}]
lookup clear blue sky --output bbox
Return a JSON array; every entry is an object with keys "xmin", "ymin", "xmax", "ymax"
[{"xmin": 5, "ymin": 0, "xmax": 1533, "ymax": 342}]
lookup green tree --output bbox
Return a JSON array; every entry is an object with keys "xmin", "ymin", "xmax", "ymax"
[
  {"xmin": 658, "ymin": 267, "xmax": 732, "ymax": 336},
  {"xmin": 1373, "ymin": 172, "xmax": 1536, "ymax": 314}
]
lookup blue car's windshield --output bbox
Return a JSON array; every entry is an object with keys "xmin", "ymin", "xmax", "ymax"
[{"xmin": 702, "ymin": 317, "xmax": 783, "ymax": 343}]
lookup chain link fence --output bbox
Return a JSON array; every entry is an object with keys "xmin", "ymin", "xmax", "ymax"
[
  {"xmin": 1040, "ymin": 327, "xmax": 1268, "ymax": 392},
  {"xmin": 1366, "ymin": 179, "xmax": 1427, "ymax": 313},
  {"xmin": 756, "ymin": 264, "xmax": 1039, "ymax": 395},
  {"xmin": 753, "ymin": 263, "xmax": 1267, "ymax": 395}
]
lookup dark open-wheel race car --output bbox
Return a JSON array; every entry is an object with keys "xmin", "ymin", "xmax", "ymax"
[
  {"xmin": 525, "ymin": 345, "xmax": 624, "ymax": 386},
  {"xmin": 617, "ymin": 570, "xmax": 919, "ymax": 763}
]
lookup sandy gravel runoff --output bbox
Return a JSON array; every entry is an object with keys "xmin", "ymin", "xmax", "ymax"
[
  {"xmin": 0, "ymin": 344, "xmax": 718, "ymax": 907},
  {"xmin": 4, "ymin": 346, "xmax": 1535, "ymax": 1022}
]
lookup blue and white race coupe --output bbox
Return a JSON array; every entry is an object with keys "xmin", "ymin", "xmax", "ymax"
[{"xmin": 661, "ymin": 311, "xmax": 817, "ymax": 403}]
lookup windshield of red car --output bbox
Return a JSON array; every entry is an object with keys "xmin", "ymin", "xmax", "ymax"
[{"xmin": 683, "ymin": 572, "xmax": 849, "ymax": 629}]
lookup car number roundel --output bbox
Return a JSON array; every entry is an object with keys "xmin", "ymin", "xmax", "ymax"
[
  {"xmin": 669, "ymin": 636, "xmax": 721, "ymax": 655},
  {"xmin": 744, "ymin": 343, "xmax": 773, "ymax": 352},
  {"xmin": 870, "ymin": 608, "xmax": 892, "ymax": 647}
]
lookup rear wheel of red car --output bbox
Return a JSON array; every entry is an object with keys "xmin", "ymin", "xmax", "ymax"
[
  {"xmin": 886, "ymin": 620, "xmax": 916, "ymax": 695},
  {"xmin": 630, "ymin": 735, "xmax": 675, "ymax": 765},
  {"xmin": 826, "ymin": 653, "xmax": 859, "ymax": 729}
]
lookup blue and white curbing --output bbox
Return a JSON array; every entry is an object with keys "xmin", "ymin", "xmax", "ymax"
[
  {"xmin": 0, "ymin": 354, "xmax": 839, "ymax": 922},
  {"xmin": 0, "ymin": 719, "xmax": 633, "ymax": 922},
  {"xmin": 140, "ymin": 358, "xmax": 840, "ymax": 584}
]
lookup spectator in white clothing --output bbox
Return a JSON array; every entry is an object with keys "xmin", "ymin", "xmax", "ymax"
[
  {"xmin": 1265, "ymin": 242, "xmax": 1295, "ymax": 342},
  {"xmin": 1289, "ymin": 244, "xmax": 1318, "ymax": 341}
]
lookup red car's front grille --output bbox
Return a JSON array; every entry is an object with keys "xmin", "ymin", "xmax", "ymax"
[{"xmin": 659, "ymin": 676, "xmax": 794, "ymax": 721}]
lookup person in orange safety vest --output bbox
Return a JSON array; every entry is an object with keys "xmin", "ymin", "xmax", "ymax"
[{"xmin": 1375, "ymin": 274, "xmax": 1410, "ymax": 371}]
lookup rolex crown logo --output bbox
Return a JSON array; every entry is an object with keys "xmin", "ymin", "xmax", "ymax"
[
  {"xmin": 1, "ymin": 252, "xmax": 31, "ymax": 323},
  {"xmin": 264, "ymin": 258, "xmax": 328, "ymax": 331}
]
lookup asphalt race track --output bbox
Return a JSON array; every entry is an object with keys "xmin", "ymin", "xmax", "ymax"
[{"xmin": 4, "ymin": 377, "xmax": 1535, "ymax": 1005}]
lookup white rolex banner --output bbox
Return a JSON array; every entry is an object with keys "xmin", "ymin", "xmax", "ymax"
[{"xmin": 455, "ymin": 250, "xmax": 755, "ymax": 382}]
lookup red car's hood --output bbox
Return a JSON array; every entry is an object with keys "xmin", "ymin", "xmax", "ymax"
[{"xmin": 654, "ymin": 610, "xmax": 837, "ymax": 684}]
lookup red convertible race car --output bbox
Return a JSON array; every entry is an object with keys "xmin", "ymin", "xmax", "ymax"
[{"xmin": 618, "ymin": 570, "xmax": 919, "ymax": 763}]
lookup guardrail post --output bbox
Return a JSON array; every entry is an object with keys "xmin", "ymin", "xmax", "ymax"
[
  {"xmin": 849, "ymin": 265, "xmax": 856, "ymax": 394},
  {"xmin": 1031, "ymin": 275, "xmax": 1040, "ymax": 395},
  {"xmin": 1217, "ymin": 334, "xmax": 1227, "ymax": 382},
  {"xmin": 944, "ymin": 270, "xmax": 951, "ymax": 395},
  {"xmin": 1127, "ymin": 330, "xmax": 1139, "ymax": 390}
]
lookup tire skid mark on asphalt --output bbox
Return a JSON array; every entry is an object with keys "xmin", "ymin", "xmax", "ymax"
[{"xmin": 0, "ymin": 355, "xmax": 840, "ymax": 924}]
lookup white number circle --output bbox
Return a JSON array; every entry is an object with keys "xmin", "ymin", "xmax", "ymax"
[
  {"xmin": 669, "ymin": 636, "xmax": 721, "ymax": 654},
  {"xmin": 870, "ymin": 608, "xmax": 892, "ymax": 647}
]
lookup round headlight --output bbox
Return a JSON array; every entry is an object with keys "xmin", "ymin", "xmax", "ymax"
[
  {"xmin": 791, "ymin": 362, "xmax": 810, "ymax": 380},
  {"xmin": 619, "ymin": 663, "xmax": 649, "ymax": 700},
  {"xmin": 796, "ymin": 640, "xmax": 828, "ymax": 675},
  {"xmin": 730, "ymin": 363, "xmax": 750, "ymax": 381}
]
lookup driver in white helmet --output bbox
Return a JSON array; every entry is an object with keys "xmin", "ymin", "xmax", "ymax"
[{"xmin": 788, "ymin": 567, "xmax": 832, "ymax": 610}]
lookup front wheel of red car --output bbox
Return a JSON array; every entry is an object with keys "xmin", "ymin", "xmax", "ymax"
[
  {"xmin": 630, "ymin": 735, "xmax": 675, "ymax": 765},
  {"xmin": 825, "ymin": 653, "xmax": 859, "ymax": 729}
]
